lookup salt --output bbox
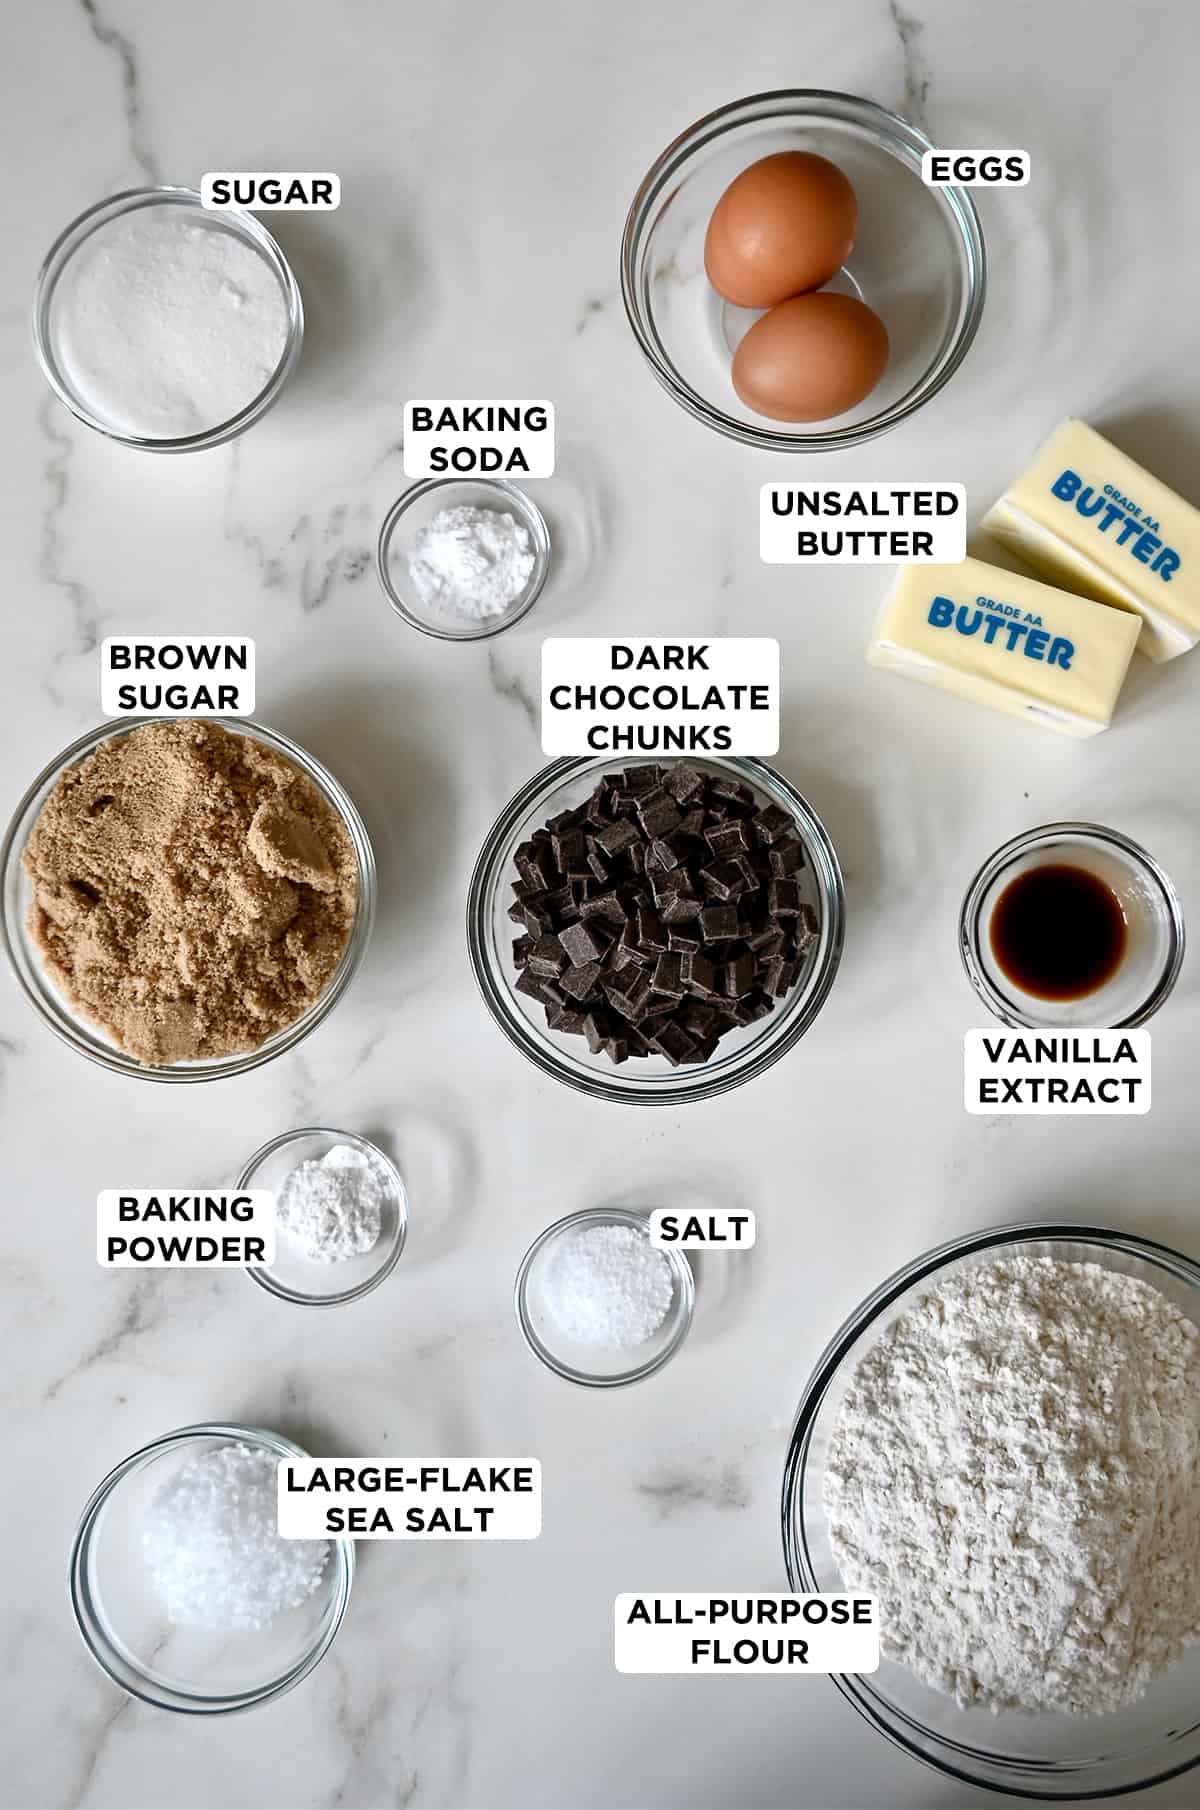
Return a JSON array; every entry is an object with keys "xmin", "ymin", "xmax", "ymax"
[
  {"xmin": 52, "ymin": 205, "xmax": 290, "ymax": 439},
  {"xmin": 142, "ymin": 1443, "xmax": 329, "ymax": 1633},
  {"xmin": 276, "ymin": 1143, "xmax": 387, "ymax": 1263},
  {"xmin": 543, "ymin": 1224, "xmax": 674, "ymax": 1347}
]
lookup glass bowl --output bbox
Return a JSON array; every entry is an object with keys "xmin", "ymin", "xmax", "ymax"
[
  {"xmin": 239, "ymin": 1127, "xmax": 408, "ymax": 1307},
  {"xmin": 33, "ymin": 187, "xmax": 304, "ymax": 452},
  {"xmin": 783, "ymin": 1221, "xmax": 1200, "ymax": 1799},
  {"xmin": 515, "ymin": 1206, "xmax": 695, "ymax": 1387},
  {"xmin": 466, "ymin": 753, "xmax": 845, "ymax": 1104},
  {"xmin": 0, "ymin": 717, "xmax": 376, "ymax": 1081},
  {"xmin": 377, "ymin": 476, "xmax": 551, "ymax": 641},
  {"xmin": 70, "ymin": 1422, "xmax": 353, "ymax": 1714},
  {"xmin": 960, "ymin": 823, "xmax": 1185, "ymax": 1030},
  {"xmin": 621, "ymin": 90, "xmax": 986, "ymax": 450}
]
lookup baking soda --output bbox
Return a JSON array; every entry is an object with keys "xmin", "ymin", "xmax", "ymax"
[{"xmin": 408, "ymin": 504, "xmax": 534, "ymax": 620}]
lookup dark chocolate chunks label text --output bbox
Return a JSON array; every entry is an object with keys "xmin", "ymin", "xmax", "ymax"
[{"xmin": 542, "ymin": 638, "xmax": 779, "ymax": 756}]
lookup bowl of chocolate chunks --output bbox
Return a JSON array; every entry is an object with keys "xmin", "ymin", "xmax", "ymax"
[{"xmin": 467, "ymin": 755, "xmax": 845, "ymax": 1103}]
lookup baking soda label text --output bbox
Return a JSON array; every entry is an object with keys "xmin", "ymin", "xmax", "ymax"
[
  {"xmin": 650, "ymin": 1209, "xmax": 756, "ymax": 1250},
  {"xmin": 542, "ymin": 638, "xmax": 779, "ymax": 756},
  {"xmin": 201, "ymin": 172, "xmax": 339, "ymax": 209},
  {"xmin": 921, "ymin": 150, "xmax": 1030, "ymax": 187},
  {"xmin": 760, "ymin": 484, "xmax": 965, "ymax": 564},
  {"xmin": 403, "ymin": 401, "xmax": 554, "ymax": 478},
  {"xmin": 97, "ymin": 1191, "xmax": 275, "ymax": 1267},
  {"xmin": 964, "ymin": 1030, "xmax": 1151, "ymax": 1114},
  {"xmin": 615, "ymin": 1594, "xmax": 878, "ymax": 1674},
  {"xmin": 102, "ymin": 638, "xmax": 254, "ymax": 715},
  {"xmin": 278, "ymin": 1459, "xmax": 541, "ymax": 1539}
]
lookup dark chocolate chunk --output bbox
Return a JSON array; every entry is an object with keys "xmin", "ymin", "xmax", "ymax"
[
  {"xmin": 636, "ymin": 789, "xmax": 683, "ymax": 839},
  {"xmin": 764, "ymin": 956, "xmax": 797, "ymax": 998},
  {"xmin": 636, "ymin": 906, "xmax": 668, "ymax": 953},
  {"xmin": 769, "ymin": 837, "xmax": 806, "ymax": 876},
  {"xmin": 752, "ymin": 803, "xmax": 793, "ymax": 845},
  {"xmin": 704, "ymin": 820, "xmax": 750, "ymax": 858},
  {"xmin": 661, "ymin": 894, "xmax": 702, "ymax": 924},
  {"xmin": 528, "ymin": 935, "xmax": 568, "ymax": 976},
  {"xmin": 603, "ymin": 1037, "xmax": 630, "ymax": 1065},
  {"xmin": 559, "ymin": 921, "xmax": 608, "ymax": 967},
  {"xmin": 681, "ymin": 951, "xmax": 717, "ymax": 995},
  {"xmin": 701, "ymin": 860, "xmax": 747, "ymax": 902},
  {"xmin": 662, "ymin": 761, "xmax": 704, "ymax": 804},
  {"xmin": 512, "ymin": 936, "xmax": 532, "ymax": 968},
  {"xmin": 722, "ymin": 951, "xmax": 755, "ymax": 998},
  {"xmin": 595, "ymin": 818, "xmax": 639, "ymax": 857},
  {"xmin": 561, "ymin": 960, "xmax": 604, "ymax": 1001},
  {"xmin": 546, "ymin": 1005, "xmax": 588, "ymax": 1034},
  {"xmin": 650, "ymin": 1022, "xmax": 696, "ymax": 1066},
  {"xmin": 652, "ymin": 951, "xmax": 686, "ymax": 997},
  {"xmin": 768, "ymin": 878, "xmax": 803, "ymax": 917},
  {"xmin": 668, "ymin": 926, "xmax": 702, "ymax": 953},
  {"xmin": 699, "ymin": 904, "xmax": 739, "ymax": 942}
]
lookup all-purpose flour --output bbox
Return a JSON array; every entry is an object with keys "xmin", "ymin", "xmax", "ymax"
[{"xmin": 823, "ymin": 1255, "xmax": 1200, "ymax": 1715}]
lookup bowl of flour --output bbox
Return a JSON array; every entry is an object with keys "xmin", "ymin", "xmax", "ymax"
[
  {"xmin": 34, "ymin": 187, "xmax": 303, "ymax": 450},
  {"xmin": 783, "ymin": 1223, "xmax": 1200, "ymax": 1798}
]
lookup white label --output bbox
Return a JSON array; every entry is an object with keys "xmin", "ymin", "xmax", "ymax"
[
  {"xmin": 97, "ymin": 1191, "xmax": 275, "ymax": 1267},
  {"xmin": 649, "ymin": 1209, "xmax": 756, "ymax": 1250},
  {"xmin": 760, "ymin": 484, "xmax": 965, "ymax": 564},
  {"xmin": 403, "ymin": 400, "xmax": 554, "ymax": 478},
  {"xmin": 102, "ymin": 637, "xmax": 254, "ymax": 716},
  {"xmin": 614, "ymin": 1594, "xmax": 878, "ymax": 1675},
  {"xmin": 921, "ymin": 149, "xmax": 1030, "ymax": 187},
  {"xmin": 201, "ymin": 172, "xmax": 340, "ymax": 209},
  {"xmin": 278, "ymin": 1458, "xmax": 541, "ymax": 1539},
  {"xmin": 964, "ymin": 1029, "xmax": 1150, "ymax": 1114},
  {"xmin": 542, "ymin": 638, "xmax": 779, "ymax": 757}
]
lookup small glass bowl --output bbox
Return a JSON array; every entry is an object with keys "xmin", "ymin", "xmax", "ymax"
[
  {"xmin": 70, "ymin": 1422, "xmax": 353, "ymax": 1715},
  {"xmin": 621, "ymin": 90, "xmax": 986, "ymax": 450},
  {"xmin": 783, "ymin": 1222, "xmax": 1200, "ymax": 1798},
  {"xmin": 239, "ymin": 1127, "xmax": 408, "ymax": 1307},
  {"xmin": 377, "ymin": 476, "xmax": 551, "ymax": 641},
  {"xmin": 0, "ymin": 717, "xmax": 376, "ymax": 1081},
  {"xmin": 515, "ymin": 1207, "xmax": 695, "ymax": 1387},
  {"xmin": 466, "ymin": 753, "xmax": 845, "ymax": 1105},
  {"xmin": 33, "ymin": 187, "xmax": 304, "ymax": 452},
  {"xmin": 960, "ymin": 823, "xmax": 1185, "ymax": 1030}
]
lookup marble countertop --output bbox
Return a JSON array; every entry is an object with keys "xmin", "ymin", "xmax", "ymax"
[{"xmin": 3, "ymin": 2, "xmax": 1199, "ymax": 1807}]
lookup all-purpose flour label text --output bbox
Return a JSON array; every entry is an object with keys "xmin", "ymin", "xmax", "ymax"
[
  {"xmin": 278, "ymin": 1458, "xmax": 542, "ymax": 1538},
  {"xmin": 542, "ymin": 638, "xmax": 779, "ymax": 756},
  {"xmin": 964, "ymin": 1030, "xmax": 1151, "ymax": 1114},
  {"xmin": 614, "ymin": 1594, "xmax": 879, "ymax": 1674}
]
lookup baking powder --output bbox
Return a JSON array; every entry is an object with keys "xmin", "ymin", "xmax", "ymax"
[{"xmin": 276, "ymin": 1143, "xmax": 388, "ymax": 1262}]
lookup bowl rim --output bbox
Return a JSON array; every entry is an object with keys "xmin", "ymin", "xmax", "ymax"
[
  {"xmin": 958, "ymin": 821, "xmax": 1186, "ymax": 1030},
  {"xmin": 32, "ymin": 185, "xmax": 305, "ymax": 453},
  {"xmin": 465, "ymin": 752, "xmax": 846, "ymax": 1104},
  {"xmin": 0, "ymin": 715, "xmax": 376, "ymax": 1082},
  {"xmin": 69, "ymin": 1420, "xmax": 355, "ymax": 1715},
  {"xmin": 239, "ymin": 1125, "xmax": 409, "ymax": 1306},
  {"xmin": 376, "ymin": 475, "xmax": 551, "ymax": 642},
  {"xmin": 782, "ymin": 1219, "xmax": 1200, "ymax": 1800},
  {"xmin": 514, "ymin": 1205, "xmax": 695, "ymax": 1387},
  {"xmin": 619, "ymin": 87, "xmax": 987, "ymax": 451}
]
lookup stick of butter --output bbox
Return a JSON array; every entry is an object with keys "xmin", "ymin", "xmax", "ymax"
[
  {"xmin": 867, "ymin": 557, "xmax": 1140, "ymax": 737},
  {"xmin": 982, "ymin": 419, "xmax": 1200, "ymax": 661}
]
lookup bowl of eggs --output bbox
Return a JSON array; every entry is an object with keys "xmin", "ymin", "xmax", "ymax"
[{"xmin": 621, "ymin": 90, "xmax": 986, "ymax": 450}]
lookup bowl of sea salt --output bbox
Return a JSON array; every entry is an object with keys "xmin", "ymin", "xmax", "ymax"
[
  {"xmin": 33, "ymin": 187, "xmax": 303, "ymax": 451},
  {"xmin": 239, "ymin": 1126, "xmax": 408, "ymax": 1307},
  {"xmin": 515, "ymin": 1206, "xmax": 695, "ymax": 1386}
]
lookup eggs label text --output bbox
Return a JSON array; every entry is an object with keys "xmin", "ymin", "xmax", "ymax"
[
  {"xmin": 403, "ymin": 400, "xmax": 554, "ymax": 477},
  {"xmin": 964, "ymin": 1030, "xmax": 1150, "ymax": 1115},
  {"xmin": 615, "ymin": 1595, "xmax": 879, "ymax": 1675},
  {"xmin": 760, "ymin": 484, "xmax": 964, "ymax": 563},
  {"xmin": 921, "ymin": 149, "xmax": 1030, "ymax": 186},
  {"xmin": 542, "ymin": 637, "xmax": 779, "ymax": 756}
]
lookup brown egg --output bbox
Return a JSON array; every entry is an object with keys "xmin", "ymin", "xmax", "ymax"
[
  {"xmin": 732, "ymin": 293, "xmax": 889, "ymax": 423},
  {"xmin": 705, "ymin": 151, "xmax": 858, "ymax": 307}
]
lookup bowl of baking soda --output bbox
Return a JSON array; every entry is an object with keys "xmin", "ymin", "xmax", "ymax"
[
  {"xmin": 377, "ymin": 475, "xmax": 551, "ymax": 641},
  {"xmin": 33, "ymin": 187, "xmax": 303, "ymax": 451},
  {"xmin": 515, "ymin": 1206, "xmax": 695, "ymax": 1386},
  {"xmin": 71, "ymin": 1422, "xmax": 352, "ymax": 1712},
  {"xmin": 240, "ymin": 1127, "xmax": 408, "ymax": 1307}
]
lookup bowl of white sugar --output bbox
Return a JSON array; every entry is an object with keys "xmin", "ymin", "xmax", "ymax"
[
  {"xmin": 783, "ymin": 1222, "xmax": 1200, "ymax": 1798},
  {"xmin": 70, "ymin": 1422, "xmax": 353, "ymax": 1713},
  {"xmin": 33, "ymin": 187, "xmax": 303, "ymax": 451},
  {"xmin": 515, "ymin": 1206, "xmax": 695, "ymax": 1386}
]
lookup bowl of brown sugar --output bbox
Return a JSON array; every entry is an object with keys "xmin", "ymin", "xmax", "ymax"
[{"xmin": 1, "ymin": 718, "xmax": 375, "ymax": 1080}]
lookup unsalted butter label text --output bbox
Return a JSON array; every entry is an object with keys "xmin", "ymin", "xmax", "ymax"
[{"xmin": 760, "ymin": 485, "xmax": 965, "ymax": 564}]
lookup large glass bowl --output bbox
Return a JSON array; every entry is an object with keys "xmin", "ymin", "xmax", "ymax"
[
  {"xmin": 33, "ymin": 187, "xmax": 304, "ymax": 452},
  {"xmin": 70, "ymin": 1422, "xmax": 353, "ymax": 1714},
  {"xmin": 466, "ymin": 753, "xmax": 844, "ymax": 1104},
  {"xmin": 0, "ymin": 717, "xmax": 375, "ymax": 1081},
  {"xmin": 782, "ymin": 1222, "xmax": 1200, "ymax": 1799},
  {"xmin": 621, "ymin": 90, "xmax": 985, "ymax": 451}
]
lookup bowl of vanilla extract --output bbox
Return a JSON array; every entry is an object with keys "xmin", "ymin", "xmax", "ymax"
[{"xmin": 959, "ymin": 822, "xmax": 1185, "ymax": 1030}]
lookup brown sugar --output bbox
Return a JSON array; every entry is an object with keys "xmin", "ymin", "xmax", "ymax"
[{"xmin": 23, "ymin": 720, "xmax": 359, "ymax": 1064}]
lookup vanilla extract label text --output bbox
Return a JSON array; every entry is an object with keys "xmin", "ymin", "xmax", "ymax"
[{"xmin": 964, "ymin": 1030, "xmax": 1151, "ymax": 1115}]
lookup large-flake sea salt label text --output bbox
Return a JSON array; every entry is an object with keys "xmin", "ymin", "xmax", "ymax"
[{"xmin": 278, "ymin": 1459, "xmax": 541, "ymax": 1538}]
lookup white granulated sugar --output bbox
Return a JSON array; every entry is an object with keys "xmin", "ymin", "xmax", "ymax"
[
  {"xmin": 142, "ymin": 1443, "xmax": 329, "ymax": 1633},
  {"xmin": 408, "ymin": 504, "xmax": 535, "ymax": 620},
  {"xmin": 53, "ymin": 206, "xmax": 289, "ymax": 438},
  {"xmin": 823, "ymin": 1255, "xmax": 1200, "ymax": 1716},
  {"xmin": 544, "ymin": 1224, "xmax": 674, "ymax": 1348},
  {"xmin": 276, "ymin": 1143, "xmax": 388, "ymax": 1263}
]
